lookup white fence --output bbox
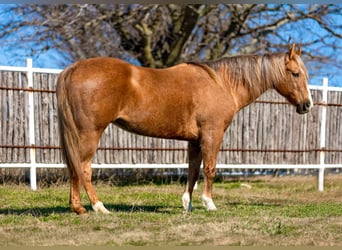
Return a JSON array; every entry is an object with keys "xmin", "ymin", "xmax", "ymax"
[{"xmin": 1, "ymin": 59, "xmax": 341, "ymax": 191}]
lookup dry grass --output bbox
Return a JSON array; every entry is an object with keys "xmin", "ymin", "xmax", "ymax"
[{"xmin": 0, "ymin": 175, "xmax": 342, "ymax": 246}]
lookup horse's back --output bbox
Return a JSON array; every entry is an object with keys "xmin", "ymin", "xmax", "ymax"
[{"xmin": 61, "ymin": 57, "xmax": 217, "ymax": 90}]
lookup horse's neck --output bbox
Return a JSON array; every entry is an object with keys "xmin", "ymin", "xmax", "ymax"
[
  {"xmin": 230, "ymin": 77, "xmax": 271, "ymax": 112},
  {"xmin": 211, "ymin": 54, "xmax": 282, "ymax": 111}
]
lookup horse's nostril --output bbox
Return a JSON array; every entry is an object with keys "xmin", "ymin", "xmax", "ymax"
[{"xmin": 296, "ymin": 101, "xmax": 312, "ymax": 114}]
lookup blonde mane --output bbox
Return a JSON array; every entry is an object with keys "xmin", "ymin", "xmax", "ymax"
[{"xmin": 197, "ymin": 53, "xmax": 307, "ymax": 99}]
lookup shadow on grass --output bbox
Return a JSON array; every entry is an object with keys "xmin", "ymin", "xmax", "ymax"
[
  {"xmin": 0, "ymin": 203, "xmax": 178, "ymax": 217},
  {"xmin": 107, "ymin": 203, "xmax": 177, "ymax": 214},
  {"xmin": 227, "ymin": 201, "xmax": 283, "ymax": 207},
  {"xmin": 0, "ymin": 206, "xmax": 70, "ymax": 216}
]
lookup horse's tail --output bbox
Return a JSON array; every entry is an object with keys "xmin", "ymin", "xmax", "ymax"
[{"xmin": 56, "ymin": 67, "xmax": 85, "ymax": 186}]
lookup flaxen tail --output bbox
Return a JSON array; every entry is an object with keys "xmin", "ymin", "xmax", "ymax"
[{"xmin": 56, "ymin": 68, "xmax": 85, "ymax": 186}]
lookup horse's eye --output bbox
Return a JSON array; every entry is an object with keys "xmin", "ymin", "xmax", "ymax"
[{"xmin": 292, "ymin": 72, "xmax": 300, "ymax": 77}]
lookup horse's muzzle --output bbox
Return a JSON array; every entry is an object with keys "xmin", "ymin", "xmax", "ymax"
[{"xmin": 296, "ymin": 101, "xmax": 312, "ymax": 114}]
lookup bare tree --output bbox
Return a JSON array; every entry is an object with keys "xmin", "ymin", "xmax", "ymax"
[{"xmin": 0, "ymin": 4, "xmax": 341, "ymax": 81}]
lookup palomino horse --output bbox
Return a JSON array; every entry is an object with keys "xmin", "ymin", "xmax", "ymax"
[{"xmin": 56, "ymin": 44, "xmax": 312, "ymax": 214}]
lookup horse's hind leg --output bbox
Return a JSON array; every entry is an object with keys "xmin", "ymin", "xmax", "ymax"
[
  {"xmin": 69, "ymin": 167, "xmax": 86, "ymax": 214},
  {"xmin": 182, "ymin": 141, "xmax": 202, "ymax": 212},
  {"xmin": 78, "ymin": 130, "xmax": 110, "ymax": 214},
  {"xmin": 82, "ymin": 160, "xmax": 110, "ymax": 214}
]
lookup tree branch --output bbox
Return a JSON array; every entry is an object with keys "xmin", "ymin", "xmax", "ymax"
[{"xmin": 164, "ymin": 5, "xmax": 204, "ymax": 67}]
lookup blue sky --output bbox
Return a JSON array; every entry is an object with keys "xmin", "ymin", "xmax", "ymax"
[{"xmin": 0, "ymin": 4, "xmax": 341, "ymax": 87}]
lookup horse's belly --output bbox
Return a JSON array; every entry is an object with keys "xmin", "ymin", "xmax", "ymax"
[{"xmin": 113, "ymin": 117, "xmax": 198, "ymax": 141}]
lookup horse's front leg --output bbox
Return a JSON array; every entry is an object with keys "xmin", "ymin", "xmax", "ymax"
[
  {"xmin": 182, "ymin": 141, "xmax": 202, "ymax": 212},
  {"xmin": 200, "ymin": 128, "xmax": 224, "ymax": 211}
]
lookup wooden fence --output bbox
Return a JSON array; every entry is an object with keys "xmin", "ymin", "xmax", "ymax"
[{"xmin": 0, "ymin": 59, "xmax": 341, "ymax": 190}]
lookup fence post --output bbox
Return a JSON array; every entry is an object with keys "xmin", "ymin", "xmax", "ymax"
[
  {"xmin": 27, "ymin": 58, "xmax": 37, "ymax": 191},
  {"xmin": 318, "ymin": 77, "xmax": 328, "ymax": 192}
]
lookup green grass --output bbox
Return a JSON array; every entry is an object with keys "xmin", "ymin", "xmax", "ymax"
[{"xmin": 0, "ymin": 175, "xmax": 342, "ymax": 246}]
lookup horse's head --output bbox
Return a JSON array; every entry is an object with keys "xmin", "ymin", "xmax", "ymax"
[{"xmin": 275, "ymin": 44, "xmax": 313, "ymax": 114}]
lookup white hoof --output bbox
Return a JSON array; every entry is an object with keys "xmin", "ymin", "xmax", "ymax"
[
  {"xmin": 182, "ymin": 192, "xmax": 193, "ymax": 212},
  {"xmin": 92, "ymin": 201, "xmax": 111, "ymax": 214},
  {"xmin": 201, "ymin": 194, "xmax": 217, "ymax": 211}
]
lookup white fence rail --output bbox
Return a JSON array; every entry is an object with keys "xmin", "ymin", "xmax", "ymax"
[{"xmin": 1, "ymin": 59, "xmax": 341, "ymax": 191}]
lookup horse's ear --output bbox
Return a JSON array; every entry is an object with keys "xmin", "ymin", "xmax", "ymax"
[
  {"xmin": 289, "ymin": 44, "xmax": 296, "ymax": 59},
  {"xmin": 297, "ymin": 46, "xmax": 302, "ymax": 57}
]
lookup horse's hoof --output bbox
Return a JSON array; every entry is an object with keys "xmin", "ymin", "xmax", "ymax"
[
  {"xmin": 201, "ymin": 194, "xmax": 217, "ymax": 211},
  {"xmin": 183, "ymin": 203, "xmax": 193, "ymax": 213},
  {"xmin": 92, "ymin": 201, "xmax": 111, "ymax": 214},
  {"xmin": 72, "ymin": 206, "xmax": 87, "ymax": 215}
]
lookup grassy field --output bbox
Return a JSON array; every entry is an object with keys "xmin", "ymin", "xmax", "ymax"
[{"xmin": 0, "ymin": 175, "xmax": 341, "ymax": 246}]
